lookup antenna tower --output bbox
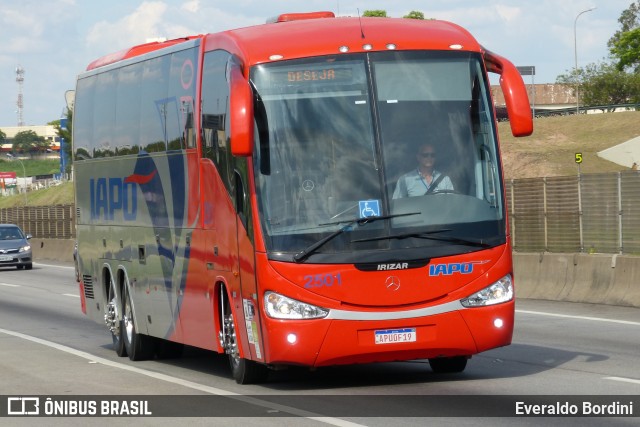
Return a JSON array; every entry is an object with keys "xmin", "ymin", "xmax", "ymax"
[{"xmin": 16, "ymin": 65, "xmax": 25, "ymax": 126}]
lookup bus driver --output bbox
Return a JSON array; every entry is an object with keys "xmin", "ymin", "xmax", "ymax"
[{"xmin": 392, "ymin": 143, "xmax": 454, "ymax": 198}]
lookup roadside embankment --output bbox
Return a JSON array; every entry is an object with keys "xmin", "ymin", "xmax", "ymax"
[
  {"xmin": 32, "ymin": 238, "xmax": 75, "ymax": 263},
  {"xmin": 513, "ymin": 252, "xmax": 640, "ymax": 308}
]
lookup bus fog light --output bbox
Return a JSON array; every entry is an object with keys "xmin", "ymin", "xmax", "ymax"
[
  {"xmin": 493, "ymin": 318, "xmax": 504, "ymax": 328},
  {"xmin": 265, "ymin": 291, "xmax": 329, "ymax": 319},
  {"xmin": 460, "ymin": 275, "xmax": 513, "ymax": 307},
  {"xmin": 287, "ymin": 333, "xmax": 297, "ymax": 344}
]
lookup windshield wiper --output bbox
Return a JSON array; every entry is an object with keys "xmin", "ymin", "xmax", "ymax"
[
  {"xmin": 293, "ymin": 212, "xmax": 420, "ymax": 263},
  {"xmin": 352, "ymin": 231, "xmax": 492, "ymax": 248}
]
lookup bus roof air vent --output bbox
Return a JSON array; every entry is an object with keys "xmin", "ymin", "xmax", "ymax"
[{"xmin": 268, "ymin": 11, "xmax": 335, "ymax": 23}]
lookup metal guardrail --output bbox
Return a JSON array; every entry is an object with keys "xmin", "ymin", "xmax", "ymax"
[
  {"xmin": 533, "ymin": 103, "xmax": 640, "ymax": 117},
  {"xmin": 495, "ymin": 103, "xmax": 640, "ymax": 120}
]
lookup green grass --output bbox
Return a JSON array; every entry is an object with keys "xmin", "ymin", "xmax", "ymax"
[
  {"xmin": 0, "ymin": 158, "xmax": 61, "ymax": 177},
  {"xmin": 0, "ymin": 181, "xmax": 73, "ymax": 208},
  {"xmin": 498, "ymin": 111, "xmax": 640, "ymax": 178},
  {"xmin": 1, "ymin": 111, "xmax": 639, "ymax": 207},
  {"xmin": 0, "ymin": 159, "xmax": 71, "ymax": 208}
]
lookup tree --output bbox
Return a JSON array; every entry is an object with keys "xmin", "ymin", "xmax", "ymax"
[
  {"xmin": 403, "ymin": 11, "xmax": 425, "ymax": 20},
  {"xmin": 363, "ymin": 10, "xmax": 387, "ymax": 18},
  {"xmin": 362, "ymin": 10, "xmax": 427, "ymax": 19},
  {"xmin": 610, "ymin": 27, "xmax": 640, "ymax": 72},
  {"xmin": 608, "ymin": 2, "xmax": 640, "ymax": 72},
  {"xmin": 12, "ymin": 130, "xmax": 50, "ymax": 154},
  {"xmin": 557, "ymin": 61, "xmax": 640, "ymax": 109},
  {"xmin": 0, "ymin": 129, "xmax": 5, "ymax": 145},
  {"xmin": 581, "ymin": 63, "xmax": 640, "ymax": 108},
  {"xmin": 608, "ymin": 1, "xmax": 640, "ymax": 49},
  {"xmin": 557, "ymin": 2, "xmax": 640, "ymax": 108}
]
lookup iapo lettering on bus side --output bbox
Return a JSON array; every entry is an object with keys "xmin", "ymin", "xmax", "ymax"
[{"xmin": 89, "ymin": 177, "xmax": 137, "ymax": 221}]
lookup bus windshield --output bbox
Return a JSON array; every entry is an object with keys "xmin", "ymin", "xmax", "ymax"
[{"xmin": 251, "ymin": 51, "xmax": 505, "ymax": 263}]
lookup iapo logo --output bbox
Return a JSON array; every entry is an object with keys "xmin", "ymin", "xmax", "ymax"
[{"xmin": 428, "ymin": 260, "xmax": 490, "ymax": 276}]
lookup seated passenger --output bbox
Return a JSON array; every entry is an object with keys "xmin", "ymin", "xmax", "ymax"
[{"xmin": 393, "ymin": 143, "xmax": 453, "ymax": 198}]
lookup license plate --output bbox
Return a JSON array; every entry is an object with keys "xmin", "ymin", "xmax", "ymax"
[
  {"xmin": 374, "ymin": 328, "xmax": 416, "ymax": 344},
  {"xmin": 0, "ymin": 255, "xmax": 13, "ymax": 261}
]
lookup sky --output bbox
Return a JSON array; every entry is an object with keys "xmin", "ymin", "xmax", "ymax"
[{"xmin": 0, "ymin": 0, "xmax": 633, "ymax": 126}]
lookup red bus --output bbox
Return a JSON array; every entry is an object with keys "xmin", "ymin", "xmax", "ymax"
[{"xmin": 74, "ymin": 11, "xmax": 532, "ymax": 384}]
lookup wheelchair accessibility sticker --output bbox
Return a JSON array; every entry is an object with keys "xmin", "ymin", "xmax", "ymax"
[{"xmin": 359, "ymin": 200, "xmax": 381, "ymax": 218}]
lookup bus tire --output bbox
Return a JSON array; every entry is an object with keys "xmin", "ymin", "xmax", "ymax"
[
  {"xmin": 428, "ymin": 356, "xmax": 468, "ymax": 373},
  {"xmin": 220, "ymin": 292, "xmax": 268, "ymax": 384},
  {"xmin": 107, "ymin": 280, "xmax": 127, "ymax": 357},
  {"xmin": 122, "ymin": 284, "xmax": 154, "ymax": 361},
  {"xmin": 231, "ymin": 357, "xmax": 268, "ymax": 385}
]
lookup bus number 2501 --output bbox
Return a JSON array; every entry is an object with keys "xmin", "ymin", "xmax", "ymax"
[{"xmin": 303, "ymin": 273, "xmax": 343, "ymax": 288}]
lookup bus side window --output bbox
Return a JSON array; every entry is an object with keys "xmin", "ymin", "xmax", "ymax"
[
  {"xmin": 202, "ymin": 50, "xmax": 233, "ymax": 196},
  {"xmin": 182, "ymin": 97, "xmax": 196, "ymax": 149},
  {"xmin": 168, "ymin": 48, "xmax": 198, "ymax": 150},
  {"xmin": 202, "ymin": 114, "xmax": 225, "ymax": 157}
]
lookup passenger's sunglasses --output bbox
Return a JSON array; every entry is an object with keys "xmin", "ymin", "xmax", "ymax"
[{"xmin": 420, "ymin": 152, "xmax": 436, "ymax": 158}]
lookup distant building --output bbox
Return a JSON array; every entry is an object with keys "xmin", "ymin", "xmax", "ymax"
[
  {"xmin": 0, "ymin": 125, "xmax": 60, "ymax": 153},
  {"xmin": 492, "ymin": 83, "xmax": 638, "ymax": 117},
  {"xmin": 491, "ymin": 83, "xmax": 576, "ymax": 114}
]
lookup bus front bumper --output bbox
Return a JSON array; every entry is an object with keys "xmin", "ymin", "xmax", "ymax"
[{"xmin": 261, "ymin": 300, "xmax": 514, "ymax": 367}]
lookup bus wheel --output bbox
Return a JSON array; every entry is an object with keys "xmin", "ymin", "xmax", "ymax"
[
  {"xmin": 428, "ymin": 356, "xmax": 468, "ymax": 373},
  {"xmin": 106, "ymin": 280, "xmax": 127, "ymax": 357},
  {"xmin": 219, "ymin": 292, "xmax": 268, "ymax": 384},
  {"xmin": 122, "ymin": 284, "xmax": 154, "ymax": 361}
]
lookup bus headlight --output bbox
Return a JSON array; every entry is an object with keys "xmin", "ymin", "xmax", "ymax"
[
  {"xmin": 264, "ymin": 291, "xmax": 329, "ymax": 319},
  {"xmin": 460, "ymin": 274, "xmax": 513, "ymax": 307}
]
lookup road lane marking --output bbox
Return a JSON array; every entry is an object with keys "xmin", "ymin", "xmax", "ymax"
[
  {"xmin": 603, "ymin": 377, "xmax": 640, "ymax": 386},
  {"xmin": 34, "ymin": 263, "xmax": 74, "ymax": 270},
  {"xmin": 1, "ymin": 283, "xmax": 79, "ymax": 298},
  {"xmin": 0, "ymin": 327, "xmax": 365, "ymax": 426},
  {"xmin": 516, "ymin": 310, "xmax": 640, "ymax": 326}
]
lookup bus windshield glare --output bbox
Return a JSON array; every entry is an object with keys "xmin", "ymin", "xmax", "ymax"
[{"xmin": 251, "ymin": 51, "xmax": 505, "ymax": 263}]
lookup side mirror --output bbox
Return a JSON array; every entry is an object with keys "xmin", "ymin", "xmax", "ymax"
[
  {"xmin": 229, "ymin": 63, "xmax": 254, "ymax": 156},
  {"xmin": 484, "ymin": 50, "xmax": 533, "ymax": 137}
]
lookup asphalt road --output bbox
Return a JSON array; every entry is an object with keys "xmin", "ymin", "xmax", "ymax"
[{"xmin": 0, "ymin": 262, "xmax": 639, "ymax": 426}]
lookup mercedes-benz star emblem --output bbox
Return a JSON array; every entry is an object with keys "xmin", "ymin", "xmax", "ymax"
[
  {"xmin": 302, "ymin": 180, "xmax": 315, "ymax": 191},
  {"xmin": 385, "ymin": 276, "xmax": 401, "ymax": 291}
]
